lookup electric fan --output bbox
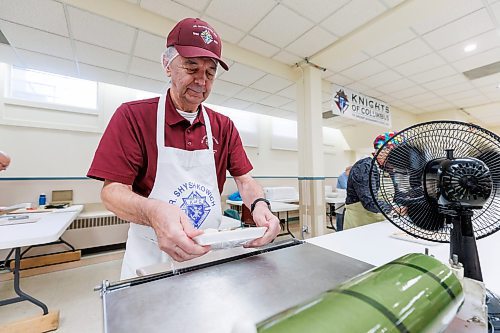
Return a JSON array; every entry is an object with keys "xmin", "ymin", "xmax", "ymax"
[{"xmin": 369, "ymin": 120, "xmax": 500, "ymax": 281}]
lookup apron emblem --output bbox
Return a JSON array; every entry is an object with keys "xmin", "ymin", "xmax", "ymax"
[{"xmin": 180, "ymin": 191, "xmax": 211, "ymax": 228}]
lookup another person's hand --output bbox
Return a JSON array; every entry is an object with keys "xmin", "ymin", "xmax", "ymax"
[
  {"xmin": 392, "ymin": 206, "xmax": 408, "ymax": 216},
  {"xmin": 146, "ymin": 199, "xmax": 210, "ymax": 262},
  {"xmin": 245, "ymin": 203, "xmax": 280, "ymax": 247}
]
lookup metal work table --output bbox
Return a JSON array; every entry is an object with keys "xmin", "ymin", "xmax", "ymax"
[{"xmin": 100, "ymin": 240, "xmax": 372, "ymax": 333}]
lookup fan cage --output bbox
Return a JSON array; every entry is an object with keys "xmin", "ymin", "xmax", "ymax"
[{"xmin": 369, "ymin": 120, "xmax": 500, "ymax": 242}]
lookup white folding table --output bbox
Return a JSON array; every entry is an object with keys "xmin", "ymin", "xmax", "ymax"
[
  {"xmin": 0, "ymin": 205, "xmax": 83, "ymax": 328},
  {"xmin": 307, "ymin": 220, "xmax": 500, "ymax": 296},
  {"xmin": 225, "ymin": 200, "xmax": 299, "ymax": 238}
]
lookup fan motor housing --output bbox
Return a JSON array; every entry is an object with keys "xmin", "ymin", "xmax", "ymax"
[{"xmin": 425, "ymin": 157, "xmax": 492, "ymax": 210}]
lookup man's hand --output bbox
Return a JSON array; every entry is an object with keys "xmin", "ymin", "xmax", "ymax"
[
  {"xmin": 244, "ymin": 202, "xmax": 280, "ymax": 247},
  {"xmin": 146, "ymin": 199, "xmax": 210, "ymax": 262}
]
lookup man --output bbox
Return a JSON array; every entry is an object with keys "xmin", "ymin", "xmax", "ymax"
[
  {"xmin": 335, "ymin": 165, "xmax": 351, "ymax": 231},
  {"xmin": 343, "ymin": 132, "xmax": 398, "ymax": 230},
  {"xmin": 336, "ymin": 165, "xmax": 351, "ymax": 191},
  {"xmin": 88, "ymin": 18, "xmax": 280, "ymax": 279},
  {"xmin": 0, "ymin": 151, "xmax": 10, "ymax": 171}
]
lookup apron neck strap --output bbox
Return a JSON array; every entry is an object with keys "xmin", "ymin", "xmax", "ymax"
[{"xmin": 156, "ymin": 94, "xmax": 213, "ymax": 151}]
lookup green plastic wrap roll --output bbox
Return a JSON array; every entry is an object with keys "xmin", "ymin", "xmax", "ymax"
[{"xmin": 256, "ymin": 253, "xmax": 464, "ymax": 333}]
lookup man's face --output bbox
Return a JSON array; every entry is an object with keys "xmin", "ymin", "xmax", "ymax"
[{"xmin": 166, "ymin": 55, "xmax": 217, "ymax": 112}]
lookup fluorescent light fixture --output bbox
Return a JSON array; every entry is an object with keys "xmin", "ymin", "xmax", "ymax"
[{"xmin": 464, "ymin": 43, "xmax": 477, "ymax": 52}]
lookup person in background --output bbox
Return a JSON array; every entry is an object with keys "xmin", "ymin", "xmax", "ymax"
[
  {"xmin": 87, "ymin": 18, "xmax": 280, "ymax": 279},
  {"xmin": 0, "ymin": 151, "xmax": 11, "ymax": 171},
  {"xmin": 343, "ymin": 132, "xmax": 398, "ymax": 230},
  {"xmin": 334, "ymin": 165, "xmax": 351, "ymax": 231}
]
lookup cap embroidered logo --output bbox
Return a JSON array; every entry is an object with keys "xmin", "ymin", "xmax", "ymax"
[{"xmin": 200, "ymin": 30, "xmax": 214, "ymax": 44}]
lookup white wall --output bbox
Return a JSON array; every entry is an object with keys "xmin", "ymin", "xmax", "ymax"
[{"xmin": 0, "ymin": 63, "xmax": 356, "ymax": 206}]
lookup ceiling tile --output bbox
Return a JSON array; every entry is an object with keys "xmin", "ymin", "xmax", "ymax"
[
  {"xmin": 238, "ymin": 35, "xmax": 280, "ymax": 57},
  {"xmin": 174, "ymin": 0, "xmax": 210, "ymax": 11},
  {"xmin": 324, "ymin": 73, "xmax": 355, "ymax": 86},
  {"xmin": 411, "ymin": 0, "xmax": 484, "ymax": 34},
  {"xmin": 127, "ymin": 75, "xmax": 165, "ymax": 94},
  {"xmin": 133, "ymin": 31, "xmax": 165, "ymax": 62},
  {"xmin": 451, "ymin": 94, "xmax": 486, "ymax": 107},
  {"xmin": 202, "ymin": 16, "xmax": 245, "ymax": 44},
  {"xmin": 423, "ymin": 74, "xmax": 469, "ymax": 90},
  {"xmin": 234, "ymin": 87, "xmax": 270, "ymax": 102},
  {"xmin": 75, "ymin": 41, "xmax": 130, "ymax": 72},
  {"xmin": 281, "ymin": 0, "xmax": 349, "ymax": 23},
  {"xmin": 453, "ymin": 46, "xmax": 500, "ymax": 72},
  {"xmin": 0, "ymin": 44, "xmax": 20, "ymax": 66},
  {"xmin": 68, "ymin": 7, "xmax": 136, "ymax": 53},
  {"xmin": 16, "ymin": 49, "xmax": 77, "ymax": 77},
  {"xmin": 433, "ymin": 82, "xmax": 475, "ymax": 96},
  {"xmin": 206, "ymin": 0, "xmax": 276, "ymax": 32},
  {"xmin": 321, "ymin": 0, "xmax": 386, "ymax": 37},
  {"xmin": 0, "ymin": 21, "xmax": 73, "ymax": 60},
  {"xmin": 377, "ymin": 78, "xmax": 416, "ymax": 94},
  {"xmin": 258, "ymin": 94, "xmax": 292, "ymax": 107},
  {"xmin": 421, "ymin": 102, "xmax": 456, "ymax": 112},
  {"xmin": 347, "ymin": 81, "xmax": 370, "ymax": 93},
  {"xmin": 222, "ymin": 98, "xmax": 253, "ymax": 110},
  {"xmin": 340, "ymin": 59, "xmax": 386, "ymax": 81},
  {"xmin": 217, "ymin": 62, "xmax": 266, "ymax": 86},
  {"xmin": 380, "ymin": 0, "xmax": 405, "ymax": 7},
  {"xmin": 140, "ymin": 0, "xmax": 199, "ymax": 22},
  {"xmin": 250, "ymin": 74, "xmax": 294, "ymax": 94},
  {"xmin": 376, "ymin": 38, "xmax": 432, "ymax": 67},
  {"xmin": 422, "ymin": 9, "xmax": 494, "ymax": 50},
  {"xmin": 0, "ymin": 0, "xmax": 69, "ymax": 36},
  {"xmin": 272, "ymin": 51, "xmax": 302, "ymax": 65},
  {"xmin": 395, "ymin": 53, "xmax": 446, "ymax": 76},
  {"xmin": 205, "ymin": 92, "xmax": 229, "ymax": 105},
  {"xmin": 362, "ymin": 70, "xmax": 402, "ymax": 87},
  {"xmin": 285, "ymin": 26, "xmax": 337, "ymax": 58},
  {"xmin": 465, "ymin": 103, "xmax": 500, "ymax": 118},
  {"xmin": 129, "ymin": 57, "xmax": 165, "ymax": 82},
  {"xmin": 276, "ymin": 84, "xmax": 297, "ymax": 99},
  {"xmin": 210, "ymin": 79, "xmax": 245, "ymax": 97},
  {"xmin": 327, "ymin": 51, "xmax": 369, "ymax": 72},
  {"xmin": 281, "ymin": 100, "xmax": 296, "ymax": 112},
  {"xmin": 362, "ymin": 28, "xmax": 416, "ymax": 57},
  {"xmin": 438, "ymin": 29, "xmax": 500, "ymax": 63},
  {"xmin": 409, "ymin": 65, "xmax": 457, "ymax": 84},
  {"xmin": 245, "ymin": 103, "xmax": 276, "ymax": 114},
  {"xmin": 392, "ymin": 85, "xmax": 427, "ymax": 99},
  {"xmin": 251, "ymin": 5, "xmax": 314, "ymax": 48},
  {"xmin": 444, "ymin": 88, "xmax": 484, "ymax": 101},
  {"xmin": 78, "ymin": 63, "xmax": 127, "ymax": 86}
]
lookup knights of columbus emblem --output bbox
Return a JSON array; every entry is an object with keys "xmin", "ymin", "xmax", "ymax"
[
  {"xmin": 200, "ymin": 30, "xmax": 214, "ymax": 44},
  {"xmin": 334, "ymin": 89, "xmax": 349, "ymax": 113},
  {"xmin": 180, "ymin": 191, "xmax": 211, "ymax": 228}
]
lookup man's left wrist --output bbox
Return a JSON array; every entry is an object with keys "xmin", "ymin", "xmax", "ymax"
[{"xmin": 250, "ymin": 198, "xmax": 271, "ymax": 215}]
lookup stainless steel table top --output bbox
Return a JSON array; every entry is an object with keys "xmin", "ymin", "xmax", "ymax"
[{"xmin": 102, "ymin": 241, "xmax": 373, "ymax": 333}]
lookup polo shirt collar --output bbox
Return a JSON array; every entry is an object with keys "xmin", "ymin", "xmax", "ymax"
[{"xmin": 165, "ymin": 90, "xmax": 205, "ymax": 126}]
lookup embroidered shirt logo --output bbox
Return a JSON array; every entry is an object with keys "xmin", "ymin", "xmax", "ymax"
[
  {"xmin": 200, "ymin": 29, "xmax": 214, "ymax": 44},
  {"xmin": 180, "ymin": 191, "xmax": 211, "ymax": 228}
]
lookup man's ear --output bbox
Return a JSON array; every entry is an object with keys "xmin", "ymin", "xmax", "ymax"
[{"xmin": 165, "ymin": 64, "xmax": 172, "ymax": 78}]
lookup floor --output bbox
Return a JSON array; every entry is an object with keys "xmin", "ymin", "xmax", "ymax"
[{"xmin": 0, "ymin": 222, "xmax": 334, "ymax": 332}]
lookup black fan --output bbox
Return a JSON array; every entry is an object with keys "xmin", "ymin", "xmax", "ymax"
[{"xmin": 369, "ymin": 120, "xmax": 500, "ymax": 281}]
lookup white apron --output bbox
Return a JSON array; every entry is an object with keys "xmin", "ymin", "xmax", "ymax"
[{"xmin": 120, "ymin": 94, "xmax": 222, "ymax": 279}]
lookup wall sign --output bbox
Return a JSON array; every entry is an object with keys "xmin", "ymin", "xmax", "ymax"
[{"xmin": 331, "ymin": 85, "xmax": 391, "ymax": 127}]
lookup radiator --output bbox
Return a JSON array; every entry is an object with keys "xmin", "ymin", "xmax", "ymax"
[{"xmin": 61, "ymin": 214, "xmax": 130, "ymax": 250}]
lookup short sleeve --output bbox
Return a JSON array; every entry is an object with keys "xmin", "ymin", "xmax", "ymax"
[{"xmin": 87, "ymin": 104, "xmax": 146, "ymax": 185}]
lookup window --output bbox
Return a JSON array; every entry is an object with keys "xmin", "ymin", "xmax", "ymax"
[
  {"xmin": 205, "ymin": 103, "xmax": 259, "ymax": 147},
  {"xmin": 271, "ymin": 117, "xmax": 297, "ymax": 151},
  {"xmin": 9, "ymin": 67, "xmax": 98, "ymax": 110}
]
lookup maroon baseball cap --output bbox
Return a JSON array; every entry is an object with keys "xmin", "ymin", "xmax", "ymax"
[{"xmin": 166, "ymin": 18, "xmax": 229, "ymax": 71}]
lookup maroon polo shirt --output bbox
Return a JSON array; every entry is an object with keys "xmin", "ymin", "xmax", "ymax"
[{"xmin": 87, "ymin": 90, "xmax": 252, "ymax": 197}]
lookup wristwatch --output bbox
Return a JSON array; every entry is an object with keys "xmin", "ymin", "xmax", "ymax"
[{"xmin": 250, "ymin": 198, "xmax": 271, "ymax": 215}]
